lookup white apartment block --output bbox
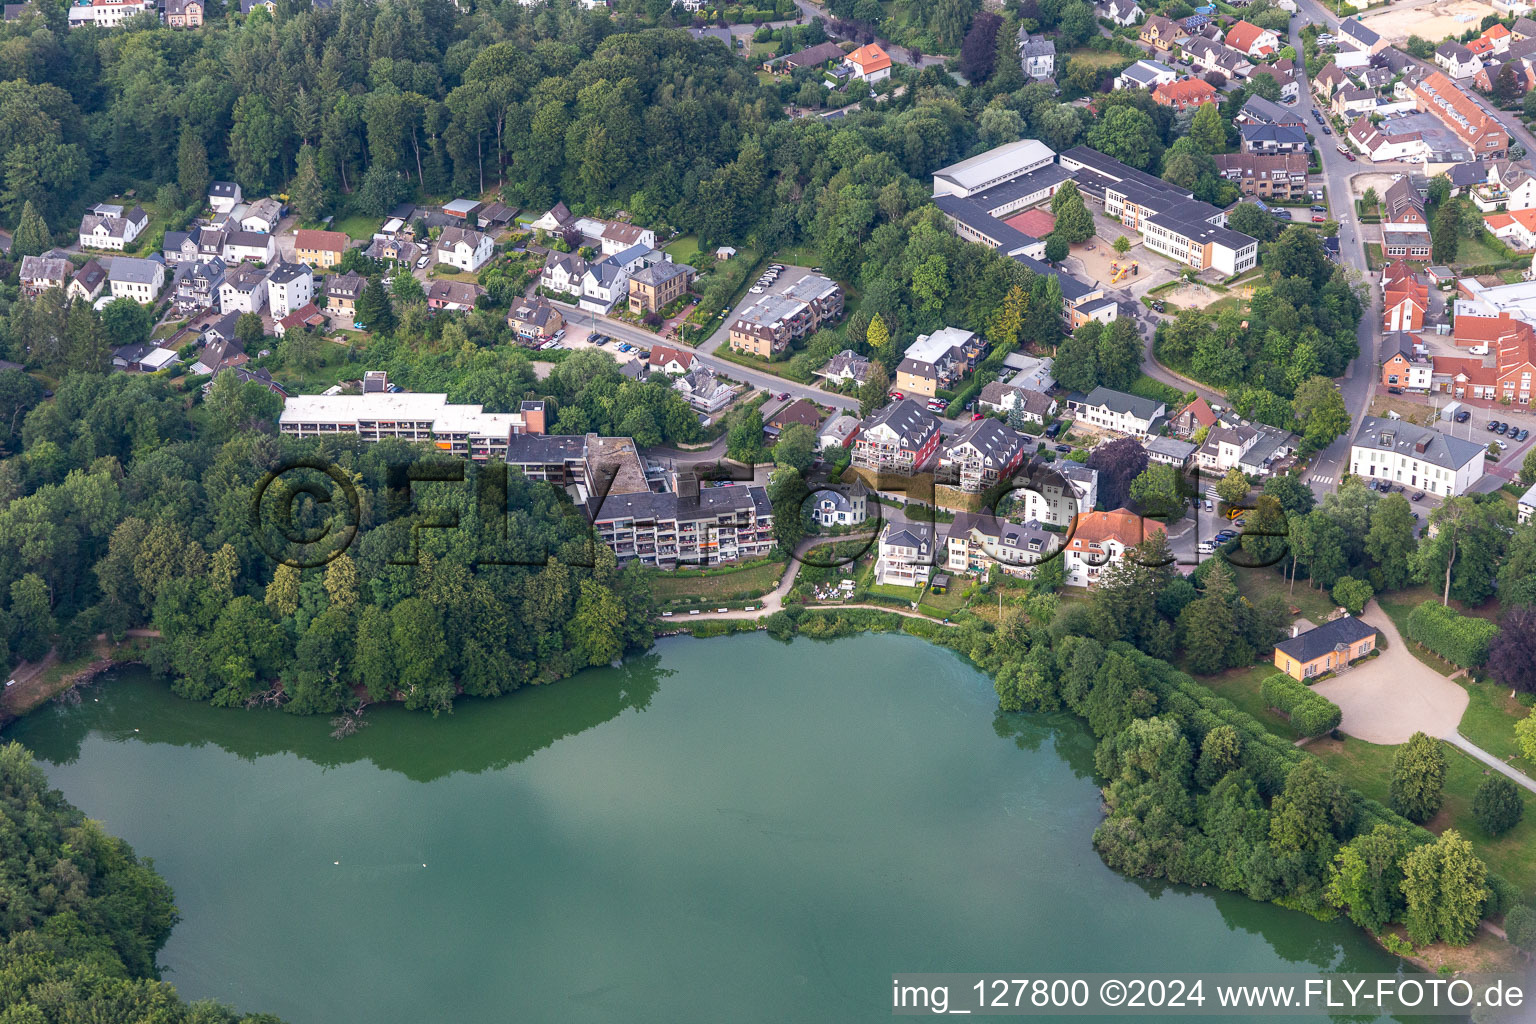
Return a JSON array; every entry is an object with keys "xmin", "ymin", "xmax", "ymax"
[{"xmin": 1348, "ymin": 417, "xmax": 1486, "ymax": 497}]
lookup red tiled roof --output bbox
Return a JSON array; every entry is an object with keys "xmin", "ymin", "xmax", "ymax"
[
  {"xmin": 1179, "ymin": 396, "xmax": 1218, "ymax": 428},
  {"xmin": 1065, "ymin": 509, "xmax": 1165, "ymax": 551},
  {"xmin": 845, "ymin": 44, "xmax": 891, "ymax": 73},
  {"xmin": 1153, "ymin": 78, "xmax": 1219, "ymax": 106},
  {"xmin": 1223, "ymin": 20, "xmax": 1268, "ymax": 53},
  {"xmin": 295, "ymin": 229, "xmax": 348, "ymax": 253}
]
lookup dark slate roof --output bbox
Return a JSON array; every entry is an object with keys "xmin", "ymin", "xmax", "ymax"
[
  {"xmin": 1273, "ymin": 615, "xmax": 1378, "ymax": 664},
  {"xmin": 861, "ymin": 398, "xmax": 940, "ymax": 447},
  {"xmin": 1083, "ymin": 386, "xmax": 1164, "ymax": 422}
]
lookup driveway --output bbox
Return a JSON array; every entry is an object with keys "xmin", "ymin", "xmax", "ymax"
[{"xmin": 1309, "ymin": 599, "xmax": 1468, "ymax": 745}]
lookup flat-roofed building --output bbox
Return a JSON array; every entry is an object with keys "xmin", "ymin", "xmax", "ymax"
[
  {"xmin": 932, "ymin": 139, "xmax": 1057, "ymax": 198},
  {"xmin": 278, "ymin": 374, "xmax": 546, "ymax": 460}
]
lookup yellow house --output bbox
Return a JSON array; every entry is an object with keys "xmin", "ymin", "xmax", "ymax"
[
  {"xmin": 1272, "ymin": 615, "xmax": 1378, "ymax": 680},
  {"xmin": 295, "ymin": 229, "xmax": 349, "ymax": 268}
]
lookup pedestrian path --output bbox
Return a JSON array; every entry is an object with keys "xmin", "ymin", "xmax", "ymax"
[{"xmin": 1444, "ymin": 733, "xmax": 1536, "ymax": 795}]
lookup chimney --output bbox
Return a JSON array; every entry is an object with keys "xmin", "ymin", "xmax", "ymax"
[{"xmin": 520, "ymin": 400, "xmax": 546, "ymax": 435}]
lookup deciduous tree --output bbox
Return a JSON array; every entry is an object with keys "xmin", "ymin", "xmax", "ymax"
[{"xmin": 1389, "ymin": 731, "xmax": 1446, "ymax": 824}]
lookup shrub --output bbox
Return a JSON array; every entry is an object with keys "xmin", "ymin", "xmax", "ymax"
[
  {"xmin": 1259, "ymin": 672, "xmax": 1342, "ymax": 738},
  {"xmin": 1472, "ymin": 775, "xmax": 1525, "ymax": 836},
  {"xmin": 1506, "ymin": 904, "xmax": 1536, "ymax": 952},
  {"xmin": 1404, "ymin": 601, "xmax": 1497, "ymax": 668}
]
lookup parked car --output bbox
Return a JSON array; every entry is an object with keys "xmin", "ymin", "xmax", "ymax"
[
  {"xmin": 1054, "ymin": 444, "xmax": 1072, "ymax": 453},
  {"xmin": 1519, "ymin": 428, "xmax": 1531, "ymax": 442},
  {"xmin": 618, "ymin": 343, "xmax": 632, "ymax": 352},
  {"xmin": 1345, "ymin": 152, "xmax": 1356, "ymax": 162},
  {"xmin": 1204, "ymin": 500, "xmax": 1213, "ymax": 512},
  {"xmin": 1488, "ymin": 420, "xmax": 1501, "ymax": 432},
  {"xmin": 416, "ymin": 256, "xmax": 430, "ymax": 269},
  {"xmin": 776, "ymin": 392, "xmax": 789, "ymax": 401},
  {"xmin": 1498, "ymin": 422, "xmax": 1511, "ymax": 435},
  {"xmin": 1455, "ymin": 409, "xmax": 1471, "ymax": 423},
  {"xmin": 1411, "ymin": 511, "xmax": 1420, "ymax": 520},
  {"xmin": 972, "ymin": 412, "xmax": 984, "ymax": 421},
  {"xmin": 1311, "ymin": 109, "xmax": 1322, "ymax": 122},
  {"xmin": 1322, "ymin": 123, "xmax": 1332, "ymax": 135},
  {"xmin": 750, "ymin": 286, "xmax": 764, "ymax": 293},
  {"xmin": 1411, "ymin": 491, "xmax": 1425, "ymax": 501},
  {"xmin": 1311, "ymin": 205, "xmax": 1326, "ymax": 213},
  {"xmin": 770, "ymin": 264, "xmax": 784, "ymax": 270},
  {"xmin": 1387, "ymin": 386, "xmax": 1403, "ymax": 394},
  {"xmin": 888, "ymin": 391, "xmax": 904, "ymax": 400},
  {"xmin": 353, "ymin": 321, "xmax": 366, "ymax": 329}
]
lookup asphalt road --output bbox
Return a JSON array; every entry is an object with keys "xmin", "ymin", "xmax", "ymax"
[
  {"xmin": 549, "ymin": 297, "xmax": 860, "ymax": 413},
  {"xmin": 1285, "ymin": 8, "xmax": 1382, "ymax": 495}
]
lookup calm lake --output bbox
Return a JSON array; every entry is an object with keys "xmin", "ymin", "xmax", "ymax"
[{"xmin": 6, "ymin": 632, "xmax": 1406, "ymax": 1023}]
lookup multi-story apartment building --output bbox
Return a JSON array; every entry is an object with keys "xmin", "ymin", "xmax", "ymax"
[
  {"xmin": 895, "ymin": 327, "xmax": 988, "ymax": 398},
  {"xmin": 938, "ymin": 417, "xmax": 1029, "ymax": 492},
  {"xmin": 851, "ymin": 399, "xmax": 942, "ymax": 474},
  {"xmin": 874, "ymin": 522, "xmax": 936, "ymax": 587},
  {"xmin": 1348, "ymin": 416, "xmax": 1486, "ymax": 496},
  {"xmin": 265, "ymin": 260, "xmax": 313, "ymax": 318},
  {"xmin": 279, "ymin": 375, "xmax": 547, "ymax": 460},
  {"xmin": 942, "ymin": 511, "xmax": 1058, "ymax": 578},
  {"xmin": 588, "ymin": 484, "xmax": 774, "ymax": 568},
  {"xmin": 1212, "ymin": 153, "xmax": 1309, "ymax": 199},
  {"xmin": 728, "ymin": 275, "xmax": 844, "ymax": 356}
]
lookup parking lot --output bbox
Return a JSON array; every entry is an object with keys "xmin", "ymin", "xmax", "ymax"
[{"xmin": 700, "ymin": 262, "xmax": 816, "ymax": 357}]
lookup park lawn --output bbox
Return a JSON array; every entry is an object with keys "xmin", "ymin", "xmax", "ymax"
[
  {"xmin": 1458, "ymin": 676, "xmax": 1536, "ymax": 779},
  {"xmin": 664, "ymin": 235, "xmax": 701, "ymax": 262},
  {"xmin": 1235, "ymin": 566, "xmax": 1339, "ymax": 625},
  {"xmin": 1376, "ymin": 587, "xmax": 1501, "ymax": 678},
  {"xmin": 650, "ymin": 560, "xmax": 786, "ymax": 605},
  {"xmin": 1308, "ymin": 736, "xmax": 1536, "ymax": 901},
  {"xmin": 866, "ymin": 581, "xmax": 923, "ymax": 602},
  {"xmin": 769, "ymin": 242, "xmax": 822, "ymax": 268},
  {"xmin": 1194, "ymin": 661, "xmax": 1302, "ymax": 741},
  {"xmin": 1454, "ymin": 228, "xmax": 1515, "ymax": 269},
  {"xmin": 330, "ymin": 213, "xmax": 382, "ymax": 241},
  {"xmin": 1066, "ymin": 47, "xmax": 1129, "ymax": 68}
]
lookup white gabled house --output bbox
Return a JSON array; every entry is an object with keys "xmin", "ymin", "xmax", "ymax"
[{"xmin": 434, "ymin": 226, "xmax": 494, "ymax": 272}]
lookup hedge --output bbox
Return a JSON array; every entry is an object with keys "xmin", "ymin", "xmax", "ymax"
[
  {"xmin": 1260, "ymin": 673, "xmax": 1343, "ymax": 738},
  {"xmin": 1404, "ymin": 601, "xmax": 1497, "ymax": 668}
]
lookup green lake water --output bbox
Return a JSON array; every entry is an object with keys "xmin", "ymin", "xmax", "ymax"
[{"xmin": 5, "ymin": 632, "xmax": 1407, "ymax": 1023}]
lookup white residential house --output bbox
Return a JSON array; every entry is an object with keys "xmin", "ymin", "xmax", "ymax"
[
  {"xmin": 811, "ymin": 482, "xmax": 869, "ymax": 528},
  {"xmin": 1114, "ymin": 59, "xmax": 1178, "ymax": 91},
  {"xmin": 107, "ymin": 257, "xmax": 165, "ymax": 303},
  {"xmin": 78, "ymin": 204, "xmax": 148, "ymax": 251},
  {"xmin": 874, "ymin": 522, "xmax": 935, "ymax": 587},
  {"xmin": 1435, "ymin": 42, "xmax": 1483, "ymax": 80},
  {"xmin": 1063, "ymin": 510, "xmax": 1165, "ymax": 588},
  {"xmin": 599, "ymin": 222, "xmax": 655, "ymax": 256},
  {"xmin": 1015, "ymin": 463, "xmax": 1098, "ymax": 529},
  {"xmin": 239, "ymin": 198, "xmax": 283, "ymax": 233},
  {"xmin": 1017, "ymin": 31, "xmax": 1056, "ymax": 78},
  {"xmin": 222, "ymin": 229, "xmax": 275, "ymax": 264},
  {"xmin": 580, "ymin": 258, "xmax": 631, "ymax": 314},
  {"xmin": 672, "ymin": 365, "xmax": 739, "ymax": 414},
  {"xmin": 208, "ymin": 181, "xmax": 243, "ymax": 214},
  {"xmin": 434, "ymin": 226, "xmax": 494, "ymax": 272},
  {"xmin": 264, "ymin": 260, "xmax": 313, "ymax": 319},
  {"xmin": 540, "ymin": 252, "xmax": 587, "ymax": 297},
  {"xmin": 1096, "ymin": 0, "xmax": 1143, "ymax": 26},
  {"xmin": 1490, "ymin": 161, "xmax": 1536, "ymax": 211},
  {"xmin": 1520, "ymin": 481, "xmax": 1536, "ymax": 523},
  {"xmin": 218, "ymin": 263, "xmax": 268, "ymax": 315},
  {"xmin": 1195, "ymin": 422, "xmax": 1259, "ymax": 472},
  {"xmin": 1075, "ymin": 387, "xmax": 1167, "ymax": 437},
  {"xmin": 1348, "ymin": 417, "xmax": 1486, "ymax": 497}
]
